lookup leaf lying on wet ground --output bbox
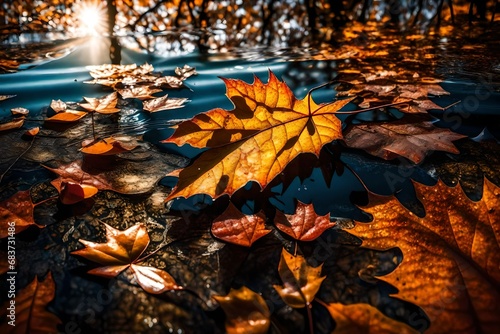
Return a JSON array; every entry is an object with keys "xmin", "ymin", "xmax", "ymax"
[
  {"xmin": 163, "ymin": 70, "xmax": 352, "ymax": 200},
  {"xmin": 213, "ymin": 286, "xmax": 271, "ymax": 334},
  {"xmin": 0, "ymin": 272, "xmax": 61, "ymax": 334},
  {"xmin": 0, "ymin": 190, "xmax": 43, "ymax": 238},
  {"xmin": 0, "ymin": 117, "xmax": 25, "ymax": 132},
  {"xmin": 346, "ymin": 178, "xmax": 500, "ymax": 333},
  {"xmin": 72, "ymin": 223, "xmax": 182, "ymax": 294}
]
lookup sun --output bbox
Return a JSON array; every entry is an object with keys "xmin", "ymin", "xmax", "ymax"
[{"xmin": 74, "ymin": 1, "xmax": 108, "ymax": 36}]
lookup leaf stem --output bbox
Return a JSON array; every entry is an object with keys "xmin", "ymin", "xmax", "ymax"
[{"xmin": 306, "ymin": 302, "xmax": 314, "ymax": 334}]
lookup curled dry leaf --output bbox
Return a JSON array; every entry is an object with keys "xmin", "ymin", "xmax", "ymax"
[
  {"xmin": 347, "ymin": 179, "xmax": 500, "ymax": 333},
  {"xmin": 0, "ymin": 190, "xmax": 43, "ymax": 238},
  {"xmin": 0, "ymin": 117, "xmax": 25, "ymax": 132},
  {"xmin": 273, "ymin": 248, "xmax": 325, "ymax": 308},
  {"xmin": 274, "ymin": 201, "xmax": 335, "ymax": 241},
  {"xmin": 142, "ymin": 94, "xmax": 189, "ymax": 112},
  {"xmin": 50, "ymin": 99, "xmax": 67, "ymax": 113},
  {"xmin": 211, "ymin": 203, "xmax": 271, "ymax": 247},
  {"xmin": 213, "ymin": 286, "xmax": 271, "ymax": 334},
  {"xmin": 163, "ymin": 70, "xmax": 352, "ymax": 200},
  {"xmin": 11, "ymin": 107, "xmax": 29, "ymax": 115},
  {"xmin": 80, "ymin": 136, "xmax": 139, "ymax": 155},
  {"xmin": 324, "ymin": 303, "xmax": 418, "ymax": 334},
  {"xmin": 0, "ymin": 272, "xmax": 61, "ymax": 334},
  {"xmin": 343, "ymin": 117, "xmax": 466, "ymax": 164},
  {"xmin": 51, "ymin": 178, "xmax": 99, "ymax": 205},
  {"xmin": 79, "ymin": 92, "xmax": 120, "ymax": 114},
  {"xmin": 45, "ymin": 110, "xmax": 87, "ymax": 123}
]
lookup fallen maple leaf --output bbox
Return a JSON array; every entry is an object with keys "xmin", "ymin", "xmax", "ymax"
[
  {"xmin": 0, "ymin": 117, "xmax": 25, "ymax": 132},
  {"xmin": 343, "ymin": 117, "xmax": 466, "ymax": 164},
  {"xmin": 213, "ymin": 286, "xmax": 271, "ymax": 334},
  {"xmin": 0, "ymin": 272, "xmax": 61, "ymax": 334},
  {"xmin": 0, "ymin": 94, "xmax": 16, "ymax": 102},
  {"xmin": 211, "ymin": 203, "xmax": 271, "ymax": 247},
  {"xmin": 142, "ymin": 94, "xmax": 189, "ymax": 112},
  {"xmin": 0, "ymin": 190, "xmax": 43, "ymax": 238},
  {"xmin": 72, "ymin": 223, "xmax": 182, "ymax": 293},
  {"xmin": 274, "ymin": 248, "xmax": 326, "ymax": 308},
  {"xmin": 323, "ymin": 302, "xmax": 418, "ymax": 334},
  {"xmin": 50, "ymin": 99, "xmax": 67, "ymax": 113},
  {"xmin": 11, "ymin": 107, "xmax": 29, "ymax": 116},
  {"xmin": 80, "ymin": 136, "xmax": 139, "ymax": 155},
  {"xmin": 346, "ymin": 179, "xmax": 500, "ymax": 333},
  {"xmin": 274, "ymin": 201, "xmax": 336, "ymax": 241},
  {"xmin": 79, "ymin": 92, "xmax": 120, "ymax": 114},
  {"xmin": 117, "ymin": 86, "xmax": 162, "ymax": 100},
  {"xmin": 163, "ymin": 70, "xmax": 352, "ymax": 200}
]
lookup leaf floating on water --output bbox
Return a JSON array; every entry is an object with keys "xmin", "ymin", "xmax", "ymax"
[
  {"xmin": 0, "ymin": 190, "xmax": 42, "ymax": 238},
  {"xmin": 80, "ymin": 136, "xmax": 139, "ymax": 155},
  {"xmin": 346, "ymin": 179, "xmax": 500, "ymax": 333},
  {"xmin": 213, "ymin": 286, "xmax": 271, "ymax": 334},
  {"xmin": 11, "ymin": 107, "xmax": 29, "ymax": 116},
  {"xmin": 143, "ymin": 94, "xmax": 189, "ymax": 112},
  {"xmin": 153, "ymin": 76, "xmax": 185, "ymax": 89},
  {"xmin": 0, "ymin": 94, "xmax": 16, "ymax": 102},
  {"xmin": 274, "ymin": 201, "xmax": 336, "ymax": 241},
  {"xmin": 0, "ymin": 117, "xmax": 24, "ymax": 132},
  {"xmin": 343, "ymin": 117, "xmax": 467, "ymax": 164},
  {"xmin": 273, "ymin": 248, "xmax": 325, "ymax": 308},
  {"xmin": 324, "ymin": 303, "xmax": 419, "ymax": 334},
  {"xmin": 0, "ymin": 272, "xmax": 61, "ymax": 334},
  {"xmin": 175, "ymin": 64, "xmax": 197, "ymax": 80},
  {"xmin": 163, "ymin": 70, "xmax": 352, "ymax": 200},
  {"xmin": 211, "ymin": 203, "xmax": 271, "ymax": 247},
  {"xmin": 45, "ymin": 110, "xmax": 87, "ymax": 123},
  {"xmin": 79, "ymin": 92, "xmax": 120, "ymax": 114},
  {"xmin": 117, "ymin": 86, "xmax": 162, "ymax": 100}
]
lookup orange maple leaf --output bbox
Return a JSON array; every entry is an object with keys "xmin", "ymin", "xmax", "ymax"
[
  {"xmin": 347, "ymin": 178, "xmax": 500, "ymax": 333},
  {"xmin": 0, "ymin": 190, "xmax": 43, "ymax": 238},
  {"xmin": 163, "ymin": 70, "xmax": 352, "ymax": 200}
]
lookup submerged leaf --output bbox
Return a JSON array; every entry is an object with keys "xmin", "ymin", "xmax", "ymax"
[
  {"xmin": 164, "ymin": 70, "xmax": 351, "ymax": 200},
  {"xmin": 213, "ymin": 286, "xmax": 271, "ymax": 334},
  {"xmin": 274, "ymin": 248, "xmax": 325, "ymax": 308},
  {"xmin": 0, "ymin": 272, "xmax": 61, "ymax": 334},
  {"xmin": 347, "ymin": 179, "xmax": 500, "ymax": 333},
  {"xmin": 211, "ymin": 203, "xmax": 271, "ymax": 247}
]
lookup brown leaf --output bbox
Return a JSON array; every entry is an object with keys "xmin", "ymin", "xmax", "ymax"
[
  {"xmin": 142, "ymin": 94, "xmax": 189, "ymax": 112},
  {"xmin": 346, "ymin": 179, "xmax": 500, "ymax": 333},
  {"xmin": 11, "ymin": 107, "xmax": 29, "ymax": 116},
  {"xmin": 175, "ymin": 65, "xmax": 197, "ymax": 80},
  {"xmin": 0, "ymin": 118, "xmax": 25, "ymax": 132},
  {"xmin": 211, "ymin": 203, "xmax": 271, "ymax": 247},
  {"xmin": 80, "ymin": 136, "xmax": 139, "ymax": 155},
  {"xmin": 130, "ymin": 264, "xmax": 182, "ymax": 294},
  {"xmin": 343, "ymin": 118, "xmax": 466, "ymax": 164},
  {"xmin": 274, "ymin": 201, "xmax": 335, "ymax": 241},
  {"xmin": 45, "ymin": 110, "xmax": 87, "ymax": 123},
  {"xmin": 72, "ymin": 223, "xmax": 149, "ymax": 278},
  {"xmin": 51, "ymin": 179, "xmax": 99, "ymax": 205},
  {"xmin": 24, "ymin": 127, "xmax": 40, "ymax": 137},
  {"xmin": 0, "ymin": 190, "xmax": 42, "ymax": 238},
  {"xmin": 50, "ymin": 99, "xmax": 67, "ymax": 113},
  {"xmin": 398, "ymin": 84, "xmax": 450, "ymax": 99},
  {"xmin": 79, "ymin": 92, "xmax": 120, "ymax": 114},
  {"xmin": 213, "ymin": 286, "xmax": 271, "ymax": 334},
  {"xmin": 118, "ymin": 86, "xmax": 162, "ymax": 100},
  {"xmin": 0, "ymin": 94, "xmax": 16, "ymax": 102},
  {"xmin": 324, "ymin": 303, "xmax": 418, "ymax": 334},
  {"xmin": 163, "ymin": 71, "xmax": 351, "ymax": 200},
  {"xmin": 154, "ymin": 76, "xmax": 184, "ymax": 89},
  {"xmin": 273, "ymin": 248, "xmax": 325, "ymax": 308},
  {"xmin": 0, "ymin": 272, "xmax": 61, "ymax": 334}
]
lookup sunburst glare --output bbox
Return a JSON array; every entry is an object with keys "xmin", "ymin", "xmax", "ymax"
[{"xmin": 75, "ymin": 1, "xmax": 108, "ymax": 36}]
